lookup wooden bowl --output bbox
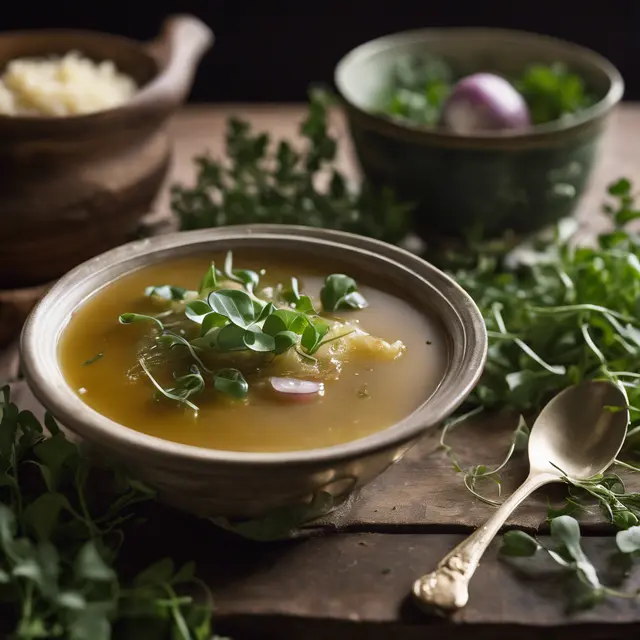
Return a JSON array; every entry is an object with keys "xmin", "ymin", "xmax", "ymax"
[
  {"xmin": 0, "ymin": 14, "xmax": 213, "ymax": 289},
  {"xmin": 20, "ymin": 225, "xmax": 487, "ymax": 520},
  {"xmin": 334, "ymin": 28, "xmax": 624, "ymax": 240}
]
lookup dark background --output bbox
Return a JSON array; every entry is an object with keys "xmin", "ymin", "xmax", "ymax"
[{"xmin": 2, "ymin": 1, "xmax": 638, "ymax": 102}]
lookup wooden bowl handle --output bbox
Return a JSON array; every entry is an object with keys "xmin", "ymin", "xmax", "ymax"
[{"xmin": 145, "ymin": 14, "xmax": 214, "ymax": 101}]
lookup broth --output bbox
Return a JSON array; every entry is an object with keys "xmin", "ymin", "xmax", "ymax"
[{"xmin": 59, "ymin": 252, "xmax": 448, "ymax": 452}]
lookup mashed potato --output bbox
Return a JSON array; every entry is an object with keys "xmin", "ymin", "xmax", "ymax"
[{"xmin": 0, "ymin": 51, "xmax": 137, "ymax": 117}]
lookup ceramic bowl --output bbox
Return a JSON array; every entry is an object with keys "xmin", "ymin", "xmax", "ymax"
[
  {"xmin": 20, "ymin": 225, "xmax": 487, "ymax": 521},
  {"xmin": 0, "ymin": 14, "xmax": 213, "ymax": 290},
  {"xmin": 334, "ymin": 28, "xmax": 624, "ymax": 241}
]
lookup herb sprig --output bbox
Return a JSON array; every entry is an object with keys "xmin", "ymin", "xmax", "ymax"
[
  {"xmin": 120, "ymin": 254, "xmax": 369, "ymax": 410},
  {"xmin": 0, "ymin": 385, "xmax": 218, "ymax": 639},
  {"xmin": 170, "ymin": 89, "xmax": 411, "ymax": 243},
  {"xmin": 438, "ymin": 178, "xmax": 640, "ymax": 607}
]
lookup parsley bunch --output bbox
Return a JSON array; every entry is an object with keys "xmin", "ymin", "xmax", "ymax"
[{"xmin": 0, "ymin": 386, "xmax": 219, "ymax": 639}]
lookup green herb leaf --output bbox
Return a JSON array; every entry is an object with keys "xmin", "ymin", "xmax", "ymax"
[
  {"xmin": 550, "ymin": 516, "xmax": 601, "ymax": 590},
  {"xmin": 243, "ymin": 329, "xmax": 276, "ymax": 352},
  {"xmin": 198, "ymin": 262, "xmax": 219, "ymax": 296},
  {"xmin": 144, "ymin": 285, "xmax": 188, "ymax": 301},
  {"xmin": 76, "ymin": 541, "xmax": 116, "ymax": 581},
  {"xmin": 500, "ymin": 530, "xmax": 540, "ymax": 557},
  {"xmin": 320, "ymin": 274, "xmax": 368, "ymax": 312},
  {"xmin": 616, "ymin": 526, "xmax": 640, "ymax": 553},
  {"xmin": 208, "ymin": 289, "xmax": 256, "ymax": 328},
  {"xmin": 185, "ymin": 300, "xmax": 213, "ymax": 324},
  {"xmin": 274, "ymin": 331, "xmax": 299, "ymax": 354},
  {"xmin": 213, "ymin": 369, "xmax": 248, "ymax": 399}
]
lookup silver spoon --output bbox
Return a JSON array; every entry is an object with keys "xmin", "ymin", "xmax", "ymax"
[{"xmin": 412, "ymin": 380, "xmax": 629, "ymax": 614}]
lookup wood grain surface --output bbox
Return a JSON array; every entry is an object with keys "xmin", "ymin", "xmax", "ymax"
[{"xmin": 4, "ymin": 103, "xmax": 640, "ymax": 637}]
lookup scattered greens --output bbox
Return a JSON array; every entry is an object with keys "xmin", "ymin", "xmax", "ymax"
[
  {"xmin": 170, "ymin": 89, "xmax": 411, "ymax": 243},
  {"xmin": 382, "ymin": 54, "xmax": 595, "ymax": 127},
  {"xmin": 120, "ymin": 253, "xmax": 368, "ymax": 411},
  {"xmin": 438, "ymin": 177, "xmax": 640, "ymax": 607},
  {"xmin": 0, "ymin": 385, "xmax": 218, "ymax": 639},
  {"xmin": 501, "ymin": 516, "xmax": 640, "ymax": 610}
]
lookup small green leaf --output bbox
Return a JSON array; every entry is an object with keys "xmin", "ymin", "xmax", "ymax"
[
  {"xmin": 500, "ymin": 530, "xmax": 540, "ymax": 557},
  {"xmin": 76, "ymin": 542, "xmax": 116, "ymax": 582},
  {"xmin": 172, "ymin": 561, "xmax": 196, "ymax": 584},
  {"xmin": 198, "ymin": 263, "xmax": 219, "ymax": 295},
  {"xmin": 208, "ymin": 289, "xmax": 256, "ymax": 328},
  {"xmin": 616, "ymin": 526, "xmax": 640, "ymax": 553},
  {"xmin": 119, "ymin": 313, "xmax": 164, "ymax": 331},
  {"xmin": 243, "ymin": 329, "xmax": 276, "ymax": 352},
  {"xmin": 201, "ymin": 311, "xmax": 228, "ymax": 336},
  {"xmin": 134, "ymin": 558, "xmax": 175, "ymax": 587},
  {"xmin": 145, "ymin": 285, "xmax": 188, "ymax": 301},
  {"xmin": 185, "ymin": 300, "xmax": 213, "ymax": 323},
  {"xmin": 22, "ymin": 493, "xmax": 73, "ymax": 541},
  {"xmin": 274, "ymin": 331, "xmax": 299, "ymax": 354},
  {"xmin": 213, "ymin": 369, "xmax": 248, "ymax": 399},
  {"xmin": 69, "ymin": 612, "xmax": 111, "ymax": 640},
  {"xmin": 215, "ymin": 323, "xmax": 249, "ymax": 351},
  {"xmin": 57, "ymin": 591, "xmax": 87, "ymax": 610},
  {"xmin": 320, "ymin": 274, "xmax": 368, "ymax": 312}
]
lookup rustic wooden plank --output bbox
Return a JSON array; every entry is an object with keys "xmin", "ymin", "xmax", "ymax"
[{"xmin": 118, "ymin": 506, "xmax": 640, "ymax": 638}]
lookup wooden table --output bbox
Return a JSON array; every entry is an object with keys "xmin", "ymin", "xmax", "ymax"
[{"xmin": 7, "ymin": 104, "xmax": 640, "ymax": 639}]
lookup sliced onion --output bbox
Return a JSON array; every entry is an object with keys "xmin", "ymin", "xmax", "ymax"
[
  {"xmin": 269, "ymin": 377, "xmax": 324, "ymax": 400},
  {"xmin": 441, "ymin": 73, "xmax": 531, "ymax": 134}
]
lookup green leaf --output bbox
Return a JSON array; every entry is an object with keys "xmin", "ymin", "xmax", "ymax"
[
  {"xmin": 222, "ymin": 251, "xmax": 260, "ymax": 292},
  {"xmin": 119, "ymin": 313, "xmax": 164, "ymax": 331},
  {"xmin": 201, "ymin": 311, "xmax": 228, "ymax": 336},
  {"xmin": 243, "ymin": 329, "xmax": 276, "ymax": 352},
  {"xmin": 198, "ymin": 263, "xmax": 219, "ymax": 295},
  {"xmin": 134, "ymin": 558, "xmax": 175, "ymax": 587},
  {"xmin": 22, "ymin": 493, "xmax": 73, "ymax": 541},
  {"xmin": 550, "ymin": 516, "xmax": 601, "ymax": 590},
  {"xmin": 215, "ymin": 323, "xmax": 249, "ymax": 351},
  {"xmin": 172, "ymin": 561, "xmax": 196, "ymax": 584},
  {"xmin": 208, "ymin": 289, "xmax": 256, "ymax": 328},
  {"xmin": 616, "ymin": 526, "xmax": 640, "ymax": 553},
  {"xmin": 320, "ymin": 274, "xmax": 368, "ymax": 311},
  {"xmin": 263, "ymin": 309, "xmax": 308, "ymax": 337},
  {"xmin": 76, "ymin": 541, "xmax": 116, "ymax": 582},
  {"xmin": 145, "ymin": 285, "xmax": 188, "ymax": 301},
  {"xmin": 0, "ymin": 503, "xmax": 17, "ymax": 547},
  {"xmin": 301, "ymin": 317, "xmax": 331, "ymax": 354},
  {"xmin": 69, "ymin": 612, "xmax": 111, "ymax": 640},
  {"xmin": 500, "ymin": 530, "xmax": 540, "ymax": 557},
  {"xmin": 274, "ymin": 331, "xmax": 299, "ymax": 354},
  {"xmin": 185, "ymin": 300, "xmax": 213, "ymax": 323},
  {"xmin": 57, "ymin": 591, "xmax": 87, "ymax": 610},
  {"xmin": 213, "ymin": 369, "xmax": 248, "ymax": 399}
]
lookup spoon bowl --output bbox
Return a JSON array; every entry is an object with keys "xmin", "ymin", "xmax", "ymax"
[{"xmin": 528, "ymin": 380, "xmax": 629, "ymax": 479}]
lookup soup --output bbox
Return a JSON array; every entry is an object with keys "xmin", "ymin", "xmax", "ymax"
[{"xmin": 59, "ymin": 252, "xmax": 447, "ymax": 452}]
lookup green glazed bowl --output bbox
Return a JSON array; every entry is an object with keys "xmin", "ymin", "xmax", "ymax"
[{"xmin": 334, "ymin": 28, "xmax": 624, "ymax": 240}]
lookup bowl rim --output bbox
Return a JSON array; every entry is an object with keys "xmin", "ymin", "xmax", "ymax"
[
  {"xmin": 334, "ymin": 26, "xmax": 625, "ymax": 142},
  {"xmin": 20, "ymin": 224, "xmax": 487, "ymax": 468}
]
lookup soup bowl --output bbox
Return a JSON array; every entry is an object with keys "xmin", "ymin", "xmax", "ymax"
[{"xmin": 20, "ymin": 225, "xmax": 487, "ymax": 521}]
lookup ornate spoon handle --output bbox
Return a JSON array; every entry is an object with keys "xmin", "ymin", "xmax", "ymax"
[{"xmin": 412, "ymin": 472, "xmax": 555, "ymax": 614}]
